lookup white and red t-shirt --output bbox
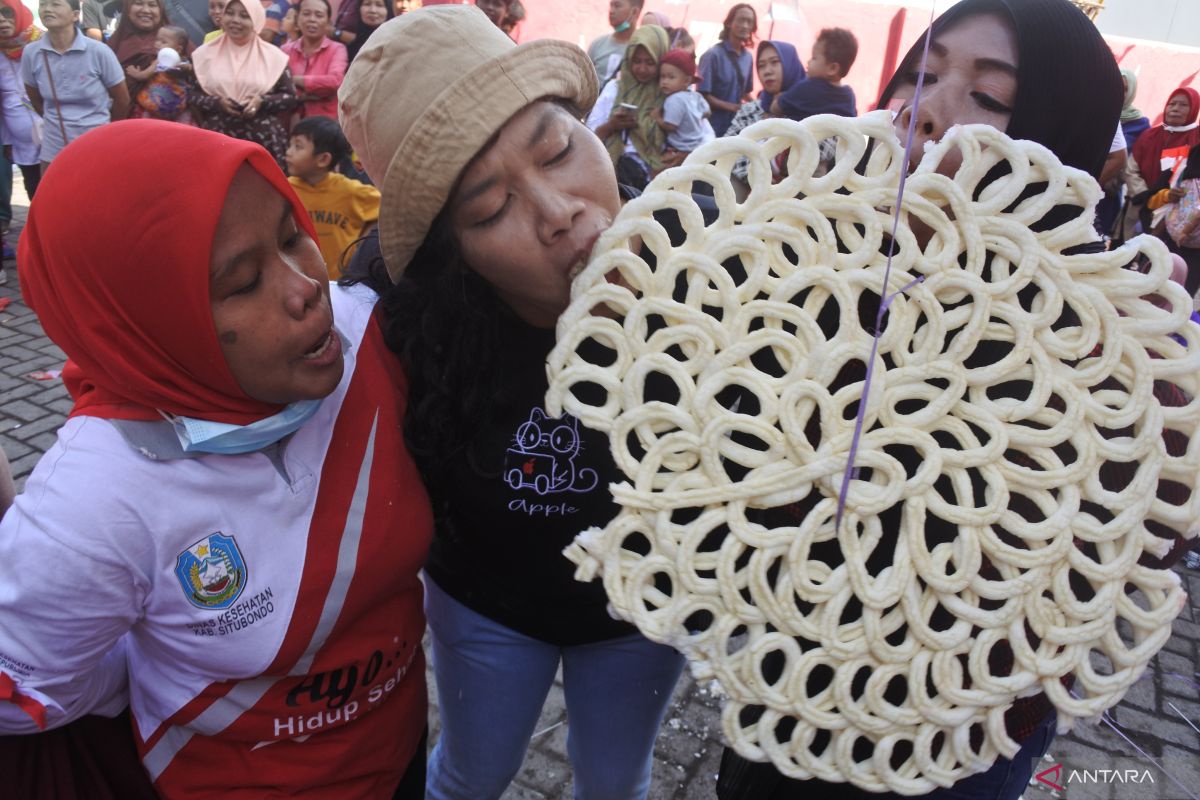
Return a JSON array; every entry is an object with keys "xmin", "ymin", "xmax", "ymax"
[{"xmin": 0, "ymin": 284, "xmax": 432, "ymax": 798}]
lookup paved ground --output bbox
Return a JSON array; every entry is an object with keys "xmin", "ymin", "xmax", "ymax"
[{"xmin": 2, "ymin": 182, "xmax": 1198, "ymax": 799}]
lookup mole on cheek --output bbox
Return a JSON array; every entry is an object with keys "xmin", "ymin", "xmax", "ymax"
[{"xmin": 220, "ymin": 330, "xmax": 238, "ymax": 345}]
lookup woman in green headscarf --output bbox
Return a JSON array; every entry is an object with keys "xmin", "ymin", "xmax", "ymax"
[
  {"xmin": 1111, "ymin": 68, "xmax": 1152, "ymax": 242},
  {"xmin": 1119, "ymin": 68, "xmax": 1150, "ymax": 149},
  {"xmin": 586, "ymin": 23, "xmax": 670, "ymax": 189}
]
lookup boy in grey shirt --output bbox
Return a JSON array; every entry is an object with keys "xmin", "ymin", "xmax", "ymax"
[{"xmin": 654, "ymin": 48, "xmax": 714, "ymax": 155}]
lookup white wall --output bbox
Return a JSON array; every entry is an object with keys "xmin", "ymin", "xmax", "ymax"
[{"xmin": 1094, "ymin": 0, "xmax": 1200, "ymax": 48}]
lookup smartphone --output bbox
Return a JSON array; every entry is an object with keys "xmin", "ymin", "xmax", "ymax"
[{"xmin": 617, "ymin": 102, "xmax": 639, "ymax": 112}]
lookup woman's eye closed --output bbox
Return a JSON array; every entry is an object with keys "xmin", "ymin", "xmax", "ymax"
[
  {"xmin": 232, "ymin": 271, "xmax": 261, "ymax": 296},
  {"xmin": 972, "ymin": 92, "xmax": 1012, "ymax": 114},
  {"xmin": 475, "ymin": 197, "xmax": 509, "ymax": 228},
  {"xmin": 545, "ymin": 137, "xmax": 573, "ymax": 166}
]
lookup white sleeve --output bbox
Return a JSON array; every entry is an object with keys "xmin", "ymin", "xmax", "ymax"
[
  {"xmin": 586, "ymin": 79, "xmax": 619, "ymax": 132},
  {"xmin": 1110, "ymin": 122, "xmax": 1127, "ymax": 154},
  {"xmin": 0, "ymin": 443, "xmax": 143, "ymax": 732},
  {"xmin": 602, "ymin": 52, "xmax": 622, "ymax": 83}
]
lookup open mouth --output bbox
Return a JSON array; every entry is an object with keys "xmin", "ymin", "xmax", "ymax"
[{"xmin": 302, "ymin": 329, "xmax": 335, "ymax": 360}]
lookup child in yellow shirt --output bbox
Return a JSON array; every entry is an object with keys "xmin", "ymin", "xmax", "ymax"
[{"xmin": 286, "ymin": 116, "xmax": 380, "ymax": 278}]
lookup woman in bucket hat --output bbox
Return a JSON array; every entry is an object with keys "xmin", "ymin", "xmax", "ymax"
[{"xmin": 340, "ymin": 6, "xmax": 686, "ymax": 798}]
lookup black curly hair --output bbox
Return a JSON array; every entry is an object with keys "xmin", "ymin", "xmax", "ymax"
[{"xmin": 352, "ymin": 211, "xmax": 519, "ymax": 486}]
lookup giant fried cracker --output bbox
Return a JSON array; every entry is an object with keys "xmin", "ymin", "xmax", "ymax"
[{"xmin": 545, "ymin": 111, "xmax": 1200, "ymax": 794}]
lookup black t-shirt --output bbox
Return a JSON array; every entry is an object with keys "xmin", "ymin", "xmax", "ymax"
[
  {"xmin": 345, "ymin": 235, "xmax": 632, "ymax": 645},
  {"xmin": 424, "ymin": 191, "xmax": 719, "ymax": 646},
  {"xmin": 423, "ymin": 314, "xmax": 636, "ymax": 646}
]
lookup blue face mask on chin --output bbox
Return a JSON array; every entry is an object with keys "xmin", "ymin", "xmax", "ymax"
[
  {"xmin": 165, "ymin": 328, "xmax": 349, "ymax": 455},
  {"xmin": 613, "ymin": 19, "xmax": 631, "ymax": 32},
  {"xmin": 165, "ymin": 398, "xmax": 325, "ymax": 455}
]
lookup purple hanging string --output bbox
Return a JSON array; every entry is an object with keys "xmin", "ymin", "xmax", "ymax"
[
  {"xmin": 834, "ymin": 9, "xmax": 935, "ymax": 530},
  {"xmin": 1166, "ymin": 671, "xmax": 1200, "ymax": 692}
]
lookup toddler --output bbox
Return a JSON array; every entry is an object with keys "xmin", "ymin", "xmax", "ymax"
[
  {"xmin": 286, "ymin": 115, "xmax": 380, "ymax": 278},
  {"xmin": 135, "ymin": 25, "xmax": 194, "ymax": 123},
  {"xmin": 771, "ymin": 27, "xmax": 858, "ymax": 120},
  {"xmin": 653, "ymin": 48, "xmax": 714, "ymax": 157}
]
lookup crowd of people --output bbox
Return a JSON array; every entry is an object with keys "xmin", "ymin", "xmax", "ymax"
[
  {"xmin": 0, "ymin": 0, "xmax": 421, "ymax": 279},
  {"xmin": 0, "ymin": 0, "xmax": 1197, "ymax": 799},
  {"xmin": 2, "ymin": 0, "xmax": 1193, "ymax": 283},
  {"xmin": 585, "ymin": 1, "xmax": 859, "ymax": 190}
]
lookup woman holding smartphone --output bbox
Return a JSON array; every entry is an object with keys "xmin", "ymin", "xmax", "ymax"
[{"xmin": 586, "ymin": 23, "xmax": 669, "ymax": 189}]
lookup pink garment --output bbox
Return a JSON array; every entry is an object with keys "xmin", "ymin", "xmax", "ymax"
[
  {"xmin": 281, "ymin": 37, "xmax": 348, "ymax": 119},
  {"xmin": 192, "ymin": 0, "xmax": 288, "ymax": 105}
]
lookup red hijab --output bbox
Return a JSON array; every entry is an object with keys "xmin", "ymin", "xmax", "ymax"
[
  {"xmin": 1131, "ymin": 86, "xmax": 1200, "ymax": 187},
  {"xmin": 18, "ymin": 120, "xmax": 319, "ymax": 424}
]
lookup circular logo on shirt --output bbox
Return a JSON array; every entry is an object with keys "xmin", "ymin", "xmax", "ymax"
[{"xmin": 174, "ymin": 532, "xmax": 248, "ymax": 609}]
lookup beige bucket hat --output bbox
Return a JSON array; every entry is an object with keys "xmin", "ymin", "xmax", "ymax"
[{"xmin": 339, "ymin": 5, "xmax": 599, "ymax": 281}]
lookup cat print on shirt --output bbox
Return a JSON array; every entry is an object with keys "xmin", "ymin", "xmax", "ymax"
[{"xmin": 503, "ymin": 407, "xmax": 599, "ymax": 496}]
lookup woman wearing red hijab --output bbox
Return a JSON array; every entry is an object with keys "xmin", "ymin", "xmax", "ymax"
[
  {"xmin": 0, "ymin": 120, "xmax": 431, "ymax": 799},
  {"xmin": 1131, "ymin": 86, "xmax": 1200, "ymax": 189},
  {"xmin": 1131, "ymin": 87, "xmax": 1200, "ymax": 292}
]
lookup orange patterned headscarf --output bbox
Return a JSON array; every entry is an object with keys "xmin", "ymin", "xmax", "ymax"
[{"xmin": 0, "ymin": 0, "xmax": 41, "ymax": 60}]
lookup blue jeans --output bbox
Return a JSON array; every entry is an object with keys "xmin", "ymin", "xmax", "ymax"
[
  {"xmin": 928, "ymin": 710, "xmax": 1057, "ymax": 800},
  {"xmin": 424, "ymin": 577, "xmax": 686, "ymax": 800}
]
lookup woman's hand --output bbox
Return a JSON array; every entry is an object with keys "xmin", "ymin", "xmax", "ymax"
[
  {"xmin": 219, "ymin": 96, "xmax": 243, "ymax": 116},
  {"xmin": 596, "ymin": 108, "xmax": 635, "ymax": 140},
  {"xmin": 658, "ymin": 149, "xmax": 686, "ymax": 170},
  {"xmin": 1168, "ymin": 186, "xmax": 1187, "ymax": 203},
  {"xmin": 242, "ymin": 96, "xmax": 262, "ymax": 117},
  {"xmin": 609, "ymin": 107, "xmax": 637, "ymax": 130}
]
